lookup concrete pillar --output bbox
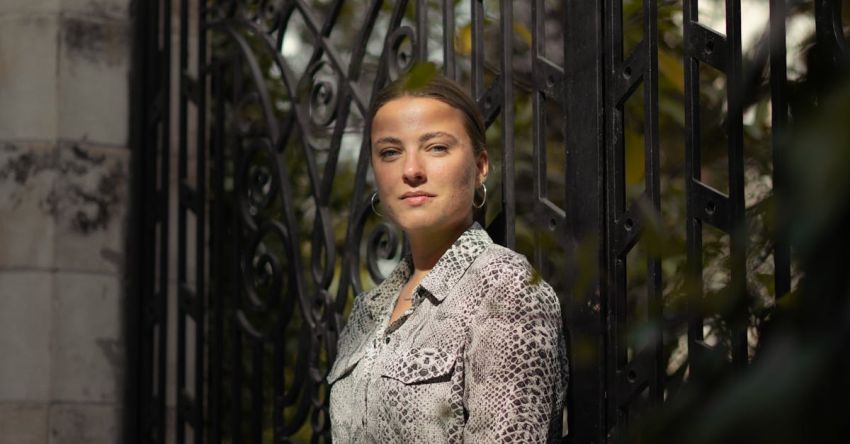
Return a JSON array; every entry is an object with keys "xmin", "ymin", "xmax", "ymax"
[{"xmin": 0, "ymin": 0, "xmax": 131, "ymax": 442}]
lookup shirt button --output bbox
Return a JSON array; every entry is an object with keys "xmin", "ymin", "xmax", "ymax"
[{"xmin": 385, "ymin": 336, "xmax": 391, "ymax": 344}]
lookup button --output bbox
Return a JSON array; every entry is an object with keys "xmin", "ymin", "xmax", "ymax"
[{"xmin": 385, "ymin": 336, "xmax": 391, "ymax": 344}]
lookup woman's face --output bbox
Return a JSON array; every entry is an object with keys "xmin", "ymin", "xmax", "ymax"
[{"xmin": 370, "ymin": 96, "xmax": 488, "ymax": 235}]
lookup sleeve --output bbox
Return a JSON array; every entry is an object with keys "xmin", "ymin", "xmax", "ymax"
[{"xmin": 463, "ymin": 256, "xmax": 568, "ymax": 443}]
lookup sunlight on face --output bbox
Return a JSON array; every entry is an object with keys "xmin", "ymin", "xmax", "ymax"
[{"xmin": 370, "ymin": 97, "xmax": 488, "ymax": 236}]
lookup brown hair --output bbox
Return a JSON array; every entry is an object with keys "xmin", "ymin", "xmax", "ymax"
[{"xmin": 368, "ymin": 75, "xmax": 487, "ymax": 156}]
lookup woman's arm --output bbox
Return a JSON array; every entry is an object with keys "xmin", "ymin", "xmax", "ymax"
[{"xmin": 463, "ymin": 255, "xmax": 568, "ymax": 443}]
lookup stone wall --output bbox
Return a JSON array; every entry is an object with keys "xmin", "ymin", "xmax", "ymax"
[{"xmin": 0, "ymin": 0, "xmax": 131, "ymax": 442}]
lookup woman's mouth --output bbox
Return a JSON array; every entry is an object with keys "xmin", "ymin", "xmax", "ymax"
[{"xmin": 400, "ymin": 191, "xmax": 435, "ymax": 205}]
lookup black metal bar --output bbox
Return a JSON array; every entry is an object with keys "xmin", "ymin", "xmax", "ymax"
[
  {"xmin": 725, "ymin": 0, "xmax": 748, "ymax": 368},
  {"xmin": 603, "ymin": 0, "xmax": 626, "ymax": 432},
  {"xmin": 642, "ymin": 0, "xmax": 664, "ymax": 407},
  {"xmin": 194, "ymin": 0, "xmax": 208, "ymax": 441},
  {"xmin": 500, "ymin": 0, "xmax": 515, "ymax": 249},
  {"xmin": 769, "ymin": 0, "xmax": 790, "ymax": 302},
  {"xmin": 156, "ymin": 0, "xmax": 171, "ymax": 442},
  {"xmin": 416, "ymin": 0, "xmax": 427, "ymax": 63},
  {"xmin": 231, "ymin": 59, "xmax": 244, "ymax": 444},
  {"xmin": 443, "ymin": 0, "xmax": 456, "ymax": 79},
  {"xmin": 209, "ymin": 60, "xmax": 226, "ymax": 444},
  {"xmin": 128, "ymin": 0, "xmax": 159, "ymax": 441},
  {"xmin": 531, "ymin": 0, "xmax": 544, "ymax": 273},
  {"xmin": 683, "ymin": 0, "xmax": 707, "ymax": 378},
  {"xmin": 251, "ymin": 342, "xmax": 264, "ymax": 443},
  {"xmin": 471, "ymin": 0, "xmax": 484, "ymax": 97},
  {"xmin": 176, "ymin": 0, "xmax": 189, "ymax": 441},
  {"xmin": 563, "ymin": 0, "xmax": 607, "ymax": 441}
]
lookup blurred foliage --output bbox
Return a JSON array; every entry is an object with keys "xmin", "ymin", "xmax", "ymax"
[{"xmin": 627, "ymin": 67, "xmax": 850, "ymax": 444}]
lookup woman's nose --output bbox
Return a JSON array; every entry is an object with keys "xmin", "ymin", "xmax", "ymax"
[{"xmin": 402, "ymin": 152, "xmax": 426, "ymax": 185}]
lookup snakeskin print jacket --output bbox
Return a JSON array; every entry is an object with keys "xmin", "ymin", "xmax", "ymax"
[{"xmin": 328, "ymin": 223, "xmax": 568, "ymax": 443}]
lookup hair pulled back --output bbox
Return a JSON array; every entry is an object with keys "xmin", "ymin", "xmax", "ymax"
[{"xmin": 368, "ymin": 75, "xmax": 487, "ymax": 156}]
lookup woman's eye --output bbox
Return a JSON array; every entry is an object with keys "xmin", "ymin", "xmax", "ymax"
[
  {"xmin": 379, "ymin": 149, "xmax": 400, "ymax": 159},
  {"xmin": 430, "ymin": 144, "xmax": 448, "ymax": 153}
]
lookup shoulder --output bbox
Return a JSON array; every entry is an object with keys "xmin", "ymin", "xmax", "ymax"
[{"xmin": 471, "ymin": 244, "xmax": 560, "ymax": 316}]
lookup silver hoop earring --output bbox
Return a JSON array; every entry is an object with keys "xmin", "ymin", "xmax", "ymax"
[
  {"xmin": 370, "ymin": 192, "xmax": 383, "ymax": 217},
  {"xmin": 473, "ymin": 184, "xmax": 487, "ymax": 209}
]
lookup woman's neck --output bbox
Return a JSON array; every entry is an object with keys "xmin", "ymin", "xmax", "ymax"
[{"xmin": 406, "ymin": 220, "xmax": 472, "ymax": 274}]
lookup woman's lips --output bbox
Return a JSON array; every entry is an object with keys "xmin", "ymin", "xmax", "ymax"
[{"xmin": 400, "ymin": 192, "xmax": 435, "ymax": 206}]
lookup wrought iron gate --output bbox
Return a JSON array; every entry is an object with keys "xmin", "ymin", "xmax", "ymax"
[{"xmin": 131, "ymin": 0, "xmax": 849, "ymax": 442}]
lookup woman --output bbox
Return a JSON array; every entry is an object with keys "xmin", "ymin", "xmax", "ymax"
[{"xmin": 328, "ymin": 75, "xmax": 567, "ymax": 443}]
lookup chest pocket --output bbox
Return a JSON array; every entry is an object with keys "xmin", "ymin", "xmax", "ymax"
[
  {"xmin": 327, "ymin": 337, "xmax": 369, "ymax": 385},
  {"xmin": 381, "ymin": 347, "xmax": 457, "ymax": 384}
]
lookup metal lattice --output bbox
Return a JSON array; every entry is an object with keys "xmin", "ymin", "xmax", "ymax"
[{"xmin": 132, "ymin": 0, "xmax": 850, "ymax": 442}]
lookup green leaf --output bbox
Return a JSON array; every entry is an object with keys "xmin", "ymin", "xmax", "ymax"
[{"xmin": 402, "ymin": 62, "xmax": 438, "ymax": 91}]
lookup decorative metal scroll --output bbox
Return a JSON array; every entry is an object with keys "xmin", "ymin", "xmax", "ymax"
[{"xmin": 134, "ymin": 0, "xmax": 848, "ymax": 443}]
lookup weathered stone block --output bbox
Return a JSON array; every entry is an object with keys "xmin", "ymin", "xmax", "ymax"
[
  {"xmin": 0, "ymin": 271, "xmax": 52, "ymax": 402},
  {"xmin": 0, "ymin": 15, "xmax": 59, "ymax": 141},
  {"xmin": 52, "ymin": 142, "xmax": 128, "ymax": 274},
  {"xmin": 0, "ymin": 142, "xmax": 57, "ymax": 269},
  {"xmin": 57, "ymin": 15, "xmax": 130, "ymax": 145},
  {"xmin": 48, "ymin": 402, "xmax": 120, "ymax": 443},
  {"xmin": 0, "ymin": 402, "xmax": 49, "ymax": 444},
  {"xmin": 50, "ymin": 272, "xmax": 123, "ymax": 403},
  {"xmin": 0, "ymin": 1, "xmax": 59, "ymax": 17},
  {"xmin": 61, "ymin": 0, "xmax": 129, "ymax": 19}
]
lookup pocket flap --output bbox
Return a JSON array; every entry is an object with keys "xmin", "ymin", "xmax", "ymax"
[
  {"xmin": 382, "ymin": 347, "xmax": 457, "ymax": 384},
  {"xmin": 327, "ymin": 341, "xmax": 368, "ymax": 384}
]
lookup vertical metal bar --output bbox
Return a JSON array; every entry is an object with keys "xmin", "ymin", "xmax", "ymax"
[
  {"xmin": 603, "ymin": 0, "xmax": 624, "ymax": 432},
  {"xmin": 682, "ymin": 0, "xmax": 706, "ymax": 377},
  {"xmin": 531, "ymin": 0, "xmax": 544, "ymax": 202},
  {"xmin": 563, "ymin": 0, "xmax": 607, "ymax": 441},
  {"xmin": 769, "ymin": 0, "xmax": 791, "ymax": 301},
  {"xmin": 231, "ymin": 67, "xmax": 244, "ymax": 444},
  {"xmin": 415, "ymin": 0, "xmax": 427, "ymax": 62},
  {"xmin": 530, "ymin": 0, "xmax": 544, "ymax": 271},
  {"xmin": 643, "ymin": 0, "xmax": 664, "ymax": 405},
  {"xmin": 442, "ymin": 0, "xmax": 456, "ymax": 79},
  {"xmin": 251, "ymin": 343, "xmax": 264, "ymax": 444},
  {"xmin": 176, "ymin": 0, "xmax": 189, "ymax": 441},
  {"xmin": 273, "ymin": 329, "xmax": 284, "ymax": 442},
  {"xmin": 157, "ymin": 0, "xmax": 172, "ymax": 441},
  {"xmin": 500, "ymin": 0, "xmax": 515, "ymax": 248},
  {"xmin": 131, "ymin": 0, "xmax": 165, "ymax": 440},
  {"xmin": 127, "ymin": 0, "xmax": 146, "ymax": 440},
  {"xmin": 210, "ymin": 62, "xmax": 225, "ymax": 444},
  {"xmin": 194, "ymin": 0, "xmax": 208, "ymax": 441},
  {"xmin": 814, "ymin": 0, "xmax": 849, "ymax": 68},
  {"xmin": 471, "ymin": 0, "xmax": 484, "ymax": 97},
  {"xmin": 725, "ymin": 0, "xmax": 748, "ymax": 367}
]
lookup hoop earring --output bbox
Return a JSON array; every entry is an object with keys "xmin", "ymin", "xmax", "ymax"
[
  {"xmin": 370, "ymin": 191, "xmax": 383, "ymax": 217},
  {"xmin": 473, "ymin": 184, "xmax": 487, "ymax": 209}
]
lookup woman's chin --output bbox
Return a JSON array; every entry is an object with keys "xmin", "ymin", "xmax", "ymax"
[{"xmin": 394, "ymin": 216, "xmax": 470, "ymax": 237}]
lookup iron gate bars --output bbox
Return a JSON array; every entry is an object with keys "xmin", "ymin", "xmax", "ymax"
[{"xmin": 131, "ymin": 0, "xmax": 850, "ymax": 442}]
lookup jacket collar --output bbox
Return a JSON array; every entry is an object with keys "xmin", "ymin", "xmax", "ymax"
[{"xmin": 361, "ymin": 222, "xmax": 492, "ymax": 318}]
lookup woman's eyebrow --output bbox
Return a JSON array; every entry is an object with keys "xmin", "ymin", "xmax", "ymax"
[
  {"xmin": 373, "ymin": 136, "xmax": 402, "ymax": 146},
  {"xmin": 419, "ymin": 131, "xmax": 459, "ymax": 144}
]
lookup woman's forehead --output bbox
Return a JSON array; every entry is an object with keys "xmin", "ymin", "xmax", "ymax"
[{"xmin": 371, "ymin": 96, "xmax": 467, "ymax": 135}]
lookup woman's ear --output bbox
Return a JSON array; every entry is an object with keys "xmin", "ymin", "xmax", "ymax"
[{"xmin": 476, "ymin": 149, "xmax": 489, "ymax": 185}]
